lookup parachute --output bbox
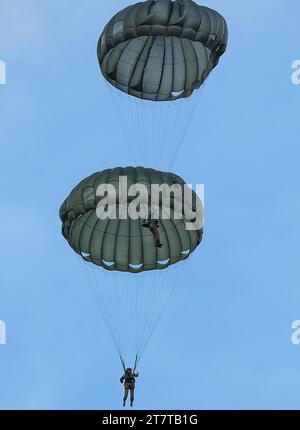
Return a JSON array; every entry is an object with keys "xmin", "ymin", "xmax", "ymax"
[
  {"xmin": 60, "ymin": 166, "xmax": 203, "ymax": 368},
  {"xmin": 98, "ymin": 0, "xmax": 228, "ymax": 101},
  {"xmin": 97, "ymin": 0, "xmax": 228, "ymax": 170}
]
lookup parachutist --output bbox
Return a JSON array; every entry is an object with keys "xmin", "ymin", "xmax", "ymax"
[
  {"xmin": 142, "ymin": 219, "xmax": 163, "ymax": 248},
  {"xmin": 120, "ymin": 368, "xmax": 139, "ymax": 407}
]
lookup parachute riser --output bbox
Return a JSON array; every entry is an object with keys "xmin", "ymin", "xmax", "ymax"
[
  {"xmin": 133, "ymin": 354, "xmax": 139, "ymax": 373},
  {"xmin": 120, "ymin": 355, "xmax": 126, "ymax": 372},
  {"xmin": 120, "ymin": 354, "xmax": 139, "ymax": 372}
]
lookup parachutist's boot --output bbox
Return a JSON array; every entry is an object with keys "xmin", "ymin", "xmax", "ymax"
[
  {"xmin": 123, "ymin": 400, "xmax": 126, "ymax": 407},
  {"xmin": 130, "ymin": 401, "xmax": 133, "ymax": 407},
  {"xmin": 156, "ymin": 240, "xmax": 163, "ymax": 248}
]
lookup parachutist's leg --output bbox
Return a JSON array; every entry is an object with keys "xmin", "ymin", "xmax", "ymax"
[
  {"xmin": 130, "ymin": 388, "xmax": 135, "ymax": 406},
  {"xmin": 151, "ymin": 225, "xmax": 163, "ymax": 248},
  {"xmin": 123, "ymin": 387, "xmax": 129, "ymax": 406}
]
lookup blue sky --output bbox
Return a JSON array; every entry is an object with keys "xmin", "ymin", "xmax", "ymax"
[{"xmin": 0, "ymin": 0, "xmax": 300, "ymax": 410}]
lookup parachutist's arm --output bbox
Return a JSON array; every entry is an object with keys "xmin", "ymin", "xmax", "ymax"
[
  {"xmin": 134, "ymin": 372, "xmax": 139, "ymax": 377},
  {"xmin": 120, "ymin": 375, "xmax": 125, "ymax": 384}
]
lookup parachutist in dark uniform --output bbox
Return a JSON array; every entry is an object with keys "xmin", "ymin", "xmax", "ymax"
[
  {"xmin": 142, "ymin": 219, "xmax": 163, "ymax": 248},
  {"xmin": 120, "ymin": 368, "xmax": 139, "ymax": 407}
]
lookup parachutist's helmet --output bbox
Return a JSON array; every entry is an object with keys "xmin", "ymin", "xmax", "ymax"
[{"xmin": 126, "ymin": 368, "xmax": 133, "ymax": 374}]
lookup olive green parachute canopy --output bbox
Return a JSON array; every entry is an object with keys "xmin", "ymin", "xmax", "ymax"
[
  {"xmin": 60, "ymin": 167, "xmax": 203, "ymax": 273},
  {"xmin": 97, "ymin": 0, "xmax": 228, "ymax": 101}
]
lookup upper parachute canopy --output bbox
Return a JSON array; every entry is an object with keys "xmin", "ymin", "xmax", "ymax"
[
  {"xmin": 60, "ymin": 167, "xmax": 203, "ymax": 273},
  {"xmin": 97, "ymin": 0, "xmax": 228, "ymax": 101}
]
